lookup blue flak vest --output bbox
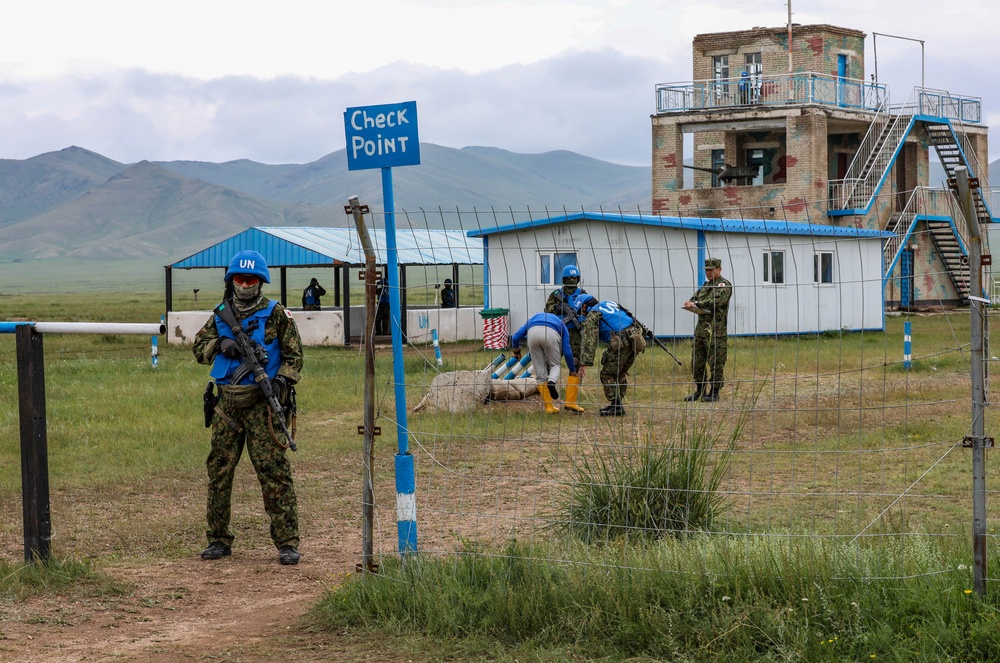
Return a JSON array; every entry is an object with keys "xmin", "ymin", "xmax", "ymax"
[
  {"xmin": 210, "ymin": 300, "xmax": 281, "ymax": 385},
  {"xmin": 595, "ymin": 301, "xmax": 634, "ymax": 343},
  {"xmin": 303, "ymin": 287, "xmax": 319, "ymax": 306}
]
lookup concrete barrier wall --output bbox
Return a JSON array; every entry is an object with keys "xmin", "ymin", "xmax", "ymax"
[{"xmin": 168, "ymin": 306, "xmax": 483, "ymax": 346}]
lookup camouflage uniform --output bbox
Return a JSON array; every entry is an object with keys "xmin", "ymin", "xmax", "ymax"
[
  {"xmin": 689, "ymin": 271, "xmax": 733, "ymax": 396},
  {"xmin": 545, "ymin": 285, "xmax": 587, "ymax": 359},
  {"xmin": 193, "ymin": 294, "xmax": 303, "ymax": 550},
  {"xmin": 579, "ymin": 302, "xmax": 646, "ymax": 404}
]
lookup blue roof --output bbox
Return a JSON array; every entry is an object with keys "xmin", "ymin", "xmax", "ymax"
[
  {"xmin": 171, "ymin": 227, "xmax": 484, "ymax": 269},
  {"xmin": 466, "ymin": 211, "xmax": 894, "ymax": 239}
]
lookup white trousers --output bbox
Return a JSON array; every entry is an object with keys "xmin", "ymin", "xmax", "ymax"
[{"xmin": 526, "ymin": 325, "xmax": 562, "ymax": 384}]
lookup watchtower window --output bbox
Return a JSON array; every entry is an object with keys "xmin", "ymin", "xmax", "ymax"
[{"xmin": 713, "ymin": 55, "xmax": 729, "ymax": 82}]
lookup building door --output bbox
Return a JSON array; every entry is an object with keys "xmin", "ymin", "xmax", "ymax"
[
  {"xmin": 837, "ymin": 153, "xmax": 849, "ymax": 179},
  {"xmin": 837, "ymin": 54, "xmax": 848, "ymax": 107},
  {"xmin": 746, "ymin": 148, "xmax": 766, "ymax": 186},
  {"xmin": 745, "ymin": 52, "xmax": 762, "ymax": 103},
  {"xmin": 711, "ymin": 149, "xmax": 725, "ymax": 188},
  {"xmin": 900, "ymin": 249, "xmax": 914, "ymax": 308},
  {"xmin": 713, "ymin": 55, "xmax": 730, "ymax": 105}
]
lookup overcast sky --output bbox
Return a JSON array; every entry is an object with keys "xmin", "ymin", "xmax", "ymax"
[{"xmin": 1, "ymin": 0, "xmax": 997, "ymax": 167}]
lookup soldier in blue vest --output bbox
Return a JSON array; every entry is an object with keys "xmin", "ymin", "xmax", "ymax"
[
  {"xmin": 192, "ymin": 250, "xmax": 304, "ymax": 565},
  {"xmin": 544, "ymin": 264, "xmax": 588, "ymax": 412},
  {"xmin": 301, "ymin": 277, "xmax": 326, "ymax": 311},
  {"xmin": 510, "ymin": 312, "xmax": 578, "ymax": 414},
  {"xmin": 578, "ymin": 296, "xmax": 647, "ymax": 417}
]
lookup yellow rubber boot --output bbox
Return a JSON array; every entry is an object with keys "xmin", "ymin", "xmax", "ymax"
[
  {"xmin": 539, "ymin": 383, "xmax": 560, "ymax": 414},
  {"xmin": 563, "ymin": 375, "xmax": 585, "ymax": 413}
]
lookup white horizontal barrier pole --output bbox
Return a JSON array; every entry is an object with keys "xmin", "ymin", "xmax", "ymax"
[{"xmin": 0, "ymin": 322, "xmax": 165, "ymax": 335}]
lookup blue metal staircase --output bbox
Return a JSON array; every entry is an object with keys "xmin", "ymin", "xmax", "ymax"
[{"xmin": 829, "ymin": 97, "xmax": 992, "ymax": 303}]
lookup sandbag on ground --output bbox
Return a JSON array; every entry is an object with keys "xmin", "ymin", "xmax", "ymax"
[
  {"xmin": 487, "ymin": 377, "xmax": 538, "ymax": 401},
  {"xmin": 412, "ymin": 370, "xmax": 492, "ymax": 413}
]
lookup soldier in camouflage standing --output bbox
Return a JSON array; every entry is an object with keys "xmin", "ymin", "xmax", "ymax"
[
  {"xmin": 577, "ymin": 296, "xmax": 647, "ymax": 417},
  {"xmin": 683, "ymin": 257, "xmax": 733, "ymax": 403},
  {"xmin": 193, "ymin": 250, "xmax": 304, "ymax": 565},
  {"xmin": 544, "ymin": 265, "xmax": 588, "ymax": 412}
]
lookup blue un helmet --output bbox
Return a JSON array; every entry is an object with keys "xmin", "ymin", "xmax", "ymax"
[
  {"xmin": 561, "ymin": 264, "xmax": 581, "ymax": 285},
  {"xmin": 225, "ymin": 250, "xmax": 271, "ymax": 283},
  {"xmin": 575, "ymin": 294, "xmax": 598, "ymax": 315}
]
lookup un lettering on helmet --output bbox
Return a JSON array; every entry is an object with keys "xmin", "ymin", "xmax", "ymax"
[{"xmin": 226, "ymin": 250, "xmax": 271, "ymax": 283}]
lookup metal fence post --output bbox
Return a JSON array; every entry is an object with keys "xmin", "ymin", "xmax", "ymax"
[{"xmin": 955, "ymin": 167, "xmax": 989, "ymax": 597}]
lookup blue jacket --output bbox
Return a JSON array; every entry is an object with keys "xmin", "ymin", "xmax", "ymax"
[{"xmin": 511, "ymin": 312, "xmax": 576, "ymax": 373}]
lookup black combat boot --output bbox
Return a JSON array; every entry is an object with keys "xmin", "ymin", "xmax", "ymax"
[
  {"xmin": 279, "ymin": 545, "xmax": 301, "ymax": 565},
  {"xmin": 701, "ymin": 388, "xmax": 721, "ymax": 403},
  {"xmin": 201, "ymin": 541, "xmax": 232, "ymax": 560},
  {"xmin": 683, "ymin": 388, "xmax": 703, "ymax": 402},
  {"xmin": 599, "ymin": 400, "xmax": 625, "ymax": 417}
]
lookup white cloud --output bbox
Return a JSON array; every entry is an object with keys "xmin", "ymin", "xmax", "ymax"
[{"xmin": 0, "ymin": 1, "xmax": 996, "ymax": 165}]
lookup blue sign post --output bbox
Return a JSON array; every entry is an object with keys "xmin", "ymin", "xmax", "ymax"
[{"xmin": 344, "ymin": 101, "xmax": 420, "ymax": 556}]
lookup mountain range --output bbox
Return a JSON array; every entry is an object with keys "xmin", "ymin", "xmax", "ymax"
[
  {"xmin": 0, "ymin": 145, "xmax": 994, "ymax": 266},
  {"xmin": 0, "ymin": 145, "xmax": 652, "ymax": 263}
]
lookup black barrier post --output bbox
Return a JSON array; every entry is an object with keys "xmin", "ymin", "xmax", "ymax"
[{"xmin": 16, "ymin": 324, "xmax": 51, "ymax": 562}]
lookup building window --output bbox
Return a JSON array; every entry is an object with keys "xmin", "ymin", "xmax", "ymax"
[
  {"xmin": 711, "ymin": 149, "xmax": 725, "ymax": 188},
  {"xmin": 713, "ymin": 55, "xmax": 730, "ymax": 103},
  {"xmin": 538, "ymin": 251, "xmax": 578, "ymax": 286},
  {"xmin": 713, "ymin": 55, "xmax": 730, "ymax": 81},
  {"xmin": 814, "ymin": 252, "xmax": 834, "ymax": 284},
  {"xmin": 763, "ymin": 250, "xmax": 785, "ymax": 284}
]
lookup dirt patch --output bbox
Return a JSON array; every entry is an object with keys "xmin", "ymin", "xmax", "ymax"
[{"xmin": 0, "ymin": 517, "xmax": 367, "ymax": 662}]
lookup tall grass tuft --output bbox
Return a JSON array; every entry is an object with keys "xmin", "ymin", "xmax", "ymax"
[
  {"xmin": 308, "ymin": 535, "xmax": 1000, "ymax": 662},
  {"xmin": 555, "ymin": 407, "xmax": 747, "ymax": 543},
  {"xmin": 0, "ymin": 556, "xmax": 130, "ymax": 601}
]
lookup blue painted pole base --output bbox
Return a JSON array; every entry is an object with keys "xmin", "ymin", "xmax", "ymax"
[{"xmin": 395, "ymin": 452, "xmax": 418, "ymax": 555}]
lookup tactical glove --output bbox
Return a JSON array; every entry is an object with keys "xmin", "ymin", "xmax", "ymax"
[
  {"xmin": 219, "ymin": 338, "xmax": 240, "ymax": 358},
  {"xmin": 272, "ymin": 376, "xmax": 288, "ymax": 405}
]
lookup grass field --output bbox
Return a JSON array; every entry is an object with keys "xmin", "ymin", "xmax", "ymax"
[{"xmin": 2, "ymin": 292, "xmax": 999, "ymax": 660}]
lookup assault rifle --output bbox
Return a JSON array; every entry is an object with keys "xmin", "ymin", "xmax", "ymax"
[
  {"xmin": 214, "ymin": 300, "xmax": 297, "ymax": 451},
  {"xmin": 551, "ymin": 290, "xmax": 581, "ymax": 330},
  {"xmin": 618, "ymin": 304, "xmax": 683, "ymax": 367}
]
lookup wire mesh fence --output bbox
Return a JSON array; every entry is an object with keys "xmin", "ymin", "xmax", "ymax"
[{"xmin": 355, "ymin": 196, "xmax": 996, "ymax": 587}]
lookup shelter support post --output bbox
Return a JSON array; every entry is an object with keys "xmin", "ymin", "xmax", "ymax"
[
  {"xmin": 400, "ymin": 266, "xmax": 408, "ymax": 341},
  {"xmin": 342, "ymin": 266, "xmax": 351, "ymax": 347},
  {"xmin": 164, "ymin": 266, "xmax": 173, "ymax": 318},
  {"xmin": 279, "ymin": 267, "xmax": 287, "ymax": 307},
  {"xmin": 453, "ymin": 264, "xmax": 460, "ymax": 307}
]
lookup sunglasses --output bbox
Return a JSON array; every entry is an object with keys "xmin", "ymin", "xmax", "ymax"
[{"xmin": 232, "ymin": 275, "xmax": 261, "ymax": 286}]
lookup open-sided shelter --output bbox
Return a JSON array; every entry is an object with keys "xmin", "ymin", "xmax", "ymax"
[{"xmin": 166, "ymin": 226, "xmax": 483, "ymax": 346}]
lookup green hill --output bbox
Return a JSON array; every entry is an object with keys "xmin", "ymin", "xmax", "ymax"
[{"xmin": 0, "ymin": 144, "xmax": 651, "ymax": 266}]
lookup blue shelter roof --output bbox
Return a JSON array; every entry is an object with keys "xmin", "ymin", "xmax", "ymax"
[
  {"xmin": 170, "ymin": 227, "xmax": 484, "ymax": 269},
  {"xmin": 466, "ymin": 211, "xmax": 894, "ymax": 239}
]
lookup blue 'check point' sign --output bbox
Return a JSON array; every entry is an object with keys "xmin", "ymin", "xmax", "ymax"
[{"xmin": 344, "ymin": 101, "xmax": 421, "ymax": 171}]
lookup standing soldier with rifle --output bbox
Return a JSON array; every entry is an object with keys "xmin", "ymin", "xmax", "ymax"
[
  {"xmin": 682, "ymin": 257, "xmax": 733, "ymax": 403},
  {"xmin": 544, "ymin": 264, "xmax": 588, "ymax": 413},
  {"xmin": 193, "ymin": 250, "xmax": 304, "ymax": 565}
]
